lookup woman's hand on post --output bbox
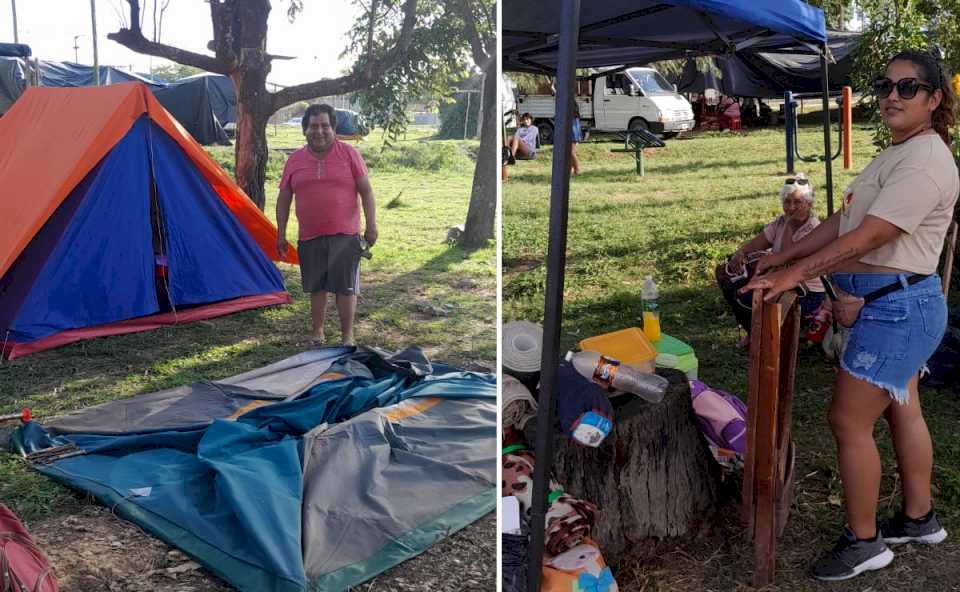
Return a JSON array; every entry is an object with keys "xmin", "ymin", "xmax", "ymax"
[{"xmin": 741, "ymin": 266, "xmax": 803, "ymax": 302}]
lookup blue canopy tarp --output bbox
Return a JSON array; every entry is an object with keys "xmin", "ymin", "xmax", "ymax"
[
  {"xmin": 503, "ymin": 0, "xmax": 827, "ymax": 73},
  {"xmin": 12, "ymin": 347, "xmax": 496, "ymax": 592}
]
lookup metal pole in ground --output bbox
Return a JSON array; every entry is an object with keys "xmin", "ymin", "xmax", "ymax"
[
  {"xmin": 820, "ymin": 46, "xmax": 834, "ymax": 215},
  {"xmin": 785, "ymin": 91, "xmax": 795, "ymax": 175},
  {"xmin": 527, "ymin": 0, "xmax": 580, "ymax": 589},
  {"xmin": 90, "ymin": 0, "xmax": 100, "ymax": 86},
  {"xmin": 10, "ymin": 0, "xmax": 18, "ymax": 43}
]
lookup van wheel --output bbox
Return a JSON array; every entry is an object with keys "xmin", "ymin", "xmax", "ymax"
[
  {"xmin": 628, "ymin": 118, "xmax": 649, "ymax": 132},
  {"xmin": 537, "ymin": 120, "xmax": 554, "ymax": 145}
]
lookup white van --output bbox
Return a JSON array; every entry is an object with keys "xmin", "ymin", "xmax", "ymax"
[{"xmin": 513, "ymin": 67, "xmax": 695, "ymax": 143}]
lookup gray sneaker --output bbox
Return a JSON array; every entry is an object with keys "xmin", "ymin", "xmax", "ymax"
[
  {"xmin": 811, "ymin": 527, "xmax": 894, "ymax": 581},
  {"xmin": 880, "ymin": 510, "xmax": 948, "ymax": 545}
]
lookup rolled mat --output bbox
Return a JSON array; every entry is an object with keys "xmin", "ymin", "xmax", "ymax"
[
  {"xmin": 503, "ymin": 374, "xmax": 538, "ymax": 430},
  {"xmin": 503, "ymin": 321, "xmax": 544, "ymax": 375}
]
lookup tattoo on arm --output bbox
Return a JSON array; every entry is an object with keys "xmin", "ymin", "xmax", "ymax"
[{"xmin": 800, "ymin": 247, "xmax": 860, "ymax": 279}]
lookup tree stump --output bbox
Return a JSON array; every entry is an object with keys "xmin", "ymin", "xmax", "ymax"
[{"xmin": 551, "ymin": 369, "xmax": 720, "ymax": 563}]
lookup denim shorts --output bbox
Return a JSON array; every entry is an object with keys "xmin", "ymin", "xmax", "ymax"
[{"xmin": 832, "ymin": 273, "xmax": 947, "ymax": 404}]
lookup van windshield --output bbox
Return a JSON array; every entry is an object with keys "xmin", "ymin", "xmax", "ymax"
[{"xmin": 627, "ymin": 69, "xmax": 674, "ymax": 95}]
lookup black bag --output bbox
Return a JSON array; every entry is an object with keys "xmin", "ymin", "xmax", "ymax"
[
  {"xmin": 715, "ymin": 251, "xmax": 767, "ymax": 332},
  {"xmin": 502, "ymin": 532, "xmax": 528, "ymax": 592}
]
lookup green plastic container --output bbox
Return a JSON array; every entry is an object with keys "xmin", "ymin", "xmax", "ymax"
[{"xmin": 654, "ymin": 334, "xmax": 698, "ymax": 379}]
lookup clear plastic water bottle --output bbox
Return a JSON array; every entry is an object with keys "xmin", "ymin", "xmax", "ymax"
[
  {"xmin": 565, "ymin": 351, "xmax": 668, "ymax": 403},
  {"xmin": 641, "ymin": 275, "xmax": 661, "ymax": 342}
]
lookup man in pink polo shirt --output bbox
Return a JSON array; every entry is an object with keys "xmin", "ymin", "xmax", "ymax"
[{"xmin": 276, "ymin": 104, "xmax": 377, "ymax": 346}]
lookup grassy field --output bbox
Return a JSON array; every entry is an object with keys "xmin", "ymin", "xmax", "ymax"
[
  {"xmin": 503, "ymin": 120, "xmax": 960, "ymax": 591},
  {"xmin": 0, "ymin": 124, "xmax": 495, "ymax": 522}
]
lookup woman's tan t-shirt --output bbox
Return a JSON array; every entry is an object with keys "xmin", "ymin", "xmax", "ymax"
[{"xmin": 839, "ymin": 133, "xmax": 959, "ymax": 274}]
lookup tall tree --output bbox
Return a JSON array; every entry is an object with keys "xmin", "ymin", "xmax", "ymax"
[
  {"xmin": 449, "ymin": 0, "xmax": 495, "ymax": 248},
  {"xmin": 108, "ymin": 0, "xmax": 418, "ymax": 209},
  {"xmin": 852, "ymin": 0, "xmax": 928, "ymax": 149},
  {"xmin": 806, "ymin": 0, "xmax": 856, "ymax": 29},
  {"xmin": 346, "ymin": 0, "xmax": 495, "ymax": 247}
]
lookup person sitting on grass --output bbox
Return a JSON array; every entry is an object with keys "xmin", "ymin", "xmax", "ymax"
[
  {"xmin": 718, "ymin": 173, "xmax": 825, "ymax": 347},
  {"xmin": 509, "ymin": 112, "xmax": 539, "ymax": 162}
]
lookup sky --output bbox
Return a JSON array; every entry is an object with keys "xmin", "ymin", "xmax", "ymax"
[{"xmin": 1, "ymin": 0, "xmax": 363, "ymax": 86}]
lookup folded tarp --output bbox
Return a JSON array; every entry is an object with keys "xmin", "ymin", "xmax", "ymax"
[{"xmin": 12, "ymin": 347, "xmax": 496, "ymax": 592}]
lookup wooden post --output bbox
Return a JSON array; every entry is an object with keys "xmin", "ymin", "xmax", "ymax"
[
  {"xmin": 942, "ymin": 221, "xmax": 957, "ymax": 299},
  {"xmin": 743, "ymin": 290, "xmax": 801, "ymax": 588},
  {"xmin": 842, "ymin": 87, "xmax": 853, "ymax": 170}
]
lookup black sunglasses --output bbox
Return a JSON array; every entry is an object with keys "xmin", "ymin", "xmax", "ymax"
[
  {"xmin": 784, "ymin": 177, "xmax": 809, "ymax": 186},
  {"xmin": 873, "ymin": 77, "xmax": 934, "ymax": 100}
]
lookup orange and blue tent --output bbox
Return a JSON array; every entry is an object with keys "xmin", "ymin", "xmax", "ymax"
[{"xmin": 0, "ymin": 83, "xmax": 299, "ymax": 359}]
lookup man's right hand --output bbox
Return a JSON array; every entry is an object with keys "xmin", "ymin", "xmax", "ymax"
[{"xmin": 277, "ymin": 237, "xmax": 288, "ymax": 258}]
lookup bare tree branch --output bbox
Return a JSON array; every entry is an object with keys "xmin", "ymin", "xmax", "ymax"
[
  {"xmin": 270, "ymin": 0, "xmax": 418, "ymax": 109},
  {"xmin": 110, "ymin": 0, "xmax": 230, "ymax": 74},
  {"xmin": 108, "ymin": 28, "xmax": 229, "ymax": 73}
]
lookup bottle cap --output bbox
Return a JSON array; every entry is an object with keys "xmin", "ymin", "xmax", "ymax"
[{"xmin": 564, "ymin": 351, "xmax": 574, "ymax": 362}]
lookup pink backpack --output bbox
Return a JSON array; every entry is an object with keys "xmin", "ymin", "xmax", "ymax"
[{"xmin": 0, "ymin": 505, "xmax": 58, "ymax": 592}]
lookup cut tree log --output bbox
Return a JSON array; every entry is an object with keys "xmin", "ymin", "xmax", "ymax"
[{"xmin": 550, "ymin": 369, "xmax": 720, "ymax": 563}]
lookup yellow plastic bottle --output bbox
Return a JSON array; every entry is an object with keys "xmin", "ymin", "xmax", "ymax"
[{"xmin": 641, "ymin": 275, "xmax": 661, "ymax": 342}]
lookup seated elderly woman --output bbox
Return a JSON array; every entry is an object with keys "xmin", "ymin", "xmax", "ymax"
[{"xmin": 717, "ymin": 173, "xmax": 826, "ymax": 346}]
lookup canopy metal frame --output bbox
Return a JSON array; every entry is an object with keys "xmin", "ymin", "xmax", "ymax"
[{"xmin": 504, "ymin": 2, "xmax": 836, "ymax": 589}]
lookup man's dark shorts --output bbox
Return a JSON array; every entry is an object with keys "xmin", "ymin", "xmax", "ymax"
[{"xmin": 298, "ymin": 234, "xmax": 362, "ymax": 296}]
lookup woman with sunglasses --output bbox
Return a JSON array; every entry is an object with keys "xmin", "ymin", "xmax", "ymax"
[
  {"xmin": 720, "ymin": 173, "xmax": 825, "ymax": 348},
  {"xmin": 746, "ymin": 50, "xmax": 958, "ymax": 581}
]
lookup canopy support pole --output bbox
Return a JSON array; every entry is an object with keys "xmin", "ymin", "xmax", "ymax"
[
  {"xmin": 820, "ymin": 46, "xmax": 834, "ymax": 215},
  {"xmin": 527, "ymin": 0, "xmax": 580, "ymax": 589}
]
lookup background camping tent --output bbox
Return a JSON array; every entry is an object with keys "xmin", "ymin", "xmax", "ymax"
[
  {"xmin": 0, "ymin": 43, "xmax": 30, "ymax": 58},
  {"xmin": 36, "ymin": 60, "xmax": 163, "ymax": 88},
  {"xmin": 0, "ymin": 83, "xmax": 298, "ymax": 359},
  {"xmin": 177, "ymin": 73, "xmax": 236, "ymax": 127},
  {"xmin": 0, "ymin": 58, "xmax": 24, "ymax": 114},
  {"xmin": 0, "ymin": 60, "xmax": 230, "ymax": 145},
  {"xmin": 153, "ymin": 75, "xmax": 231, "ymax": 145},
  {"xmin": 502, "ymin": 0, "xmax": 830, "ymax": 587},
  {"xmin": 333, "ymin": 108, "xmax": 368, "ymax": 138},
  {"xmin": 669, "ymin": 31, "xmax": 859, "ymax": 97}
]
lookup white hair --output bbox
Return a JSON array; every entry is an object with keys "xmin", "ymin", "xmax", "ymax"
[{"xmin": 779, "ymin": 172, "xmax": 815, "ymax": 204}]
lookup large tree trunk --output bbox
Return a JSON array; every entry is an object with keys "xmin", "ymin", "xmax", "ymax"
[
  {"xmin": 233, "ymin": 54, "xmax": 272, "ymax": 211},
  {"xmin": 552, "ymin": 369, "xmax": 720, "ymax": 564},
  {"xmin": 460, "ymin": 66, "xmax": 496, "ymax": 249}
]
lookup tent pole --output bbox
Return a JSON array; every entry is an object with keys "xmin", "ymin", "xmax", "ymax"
[
  {"xmin": 527, "ymin": 0, "xmax": 580, "ymax": 589},
  {"xmin": 820, "ymin": 45, "xmax": 834, "ymax": 215}
]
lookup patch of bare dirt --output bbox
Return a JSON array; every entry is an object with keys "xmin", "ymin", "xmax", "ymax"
[{"xmin": 29, "ymin": 506, "xmax": 495, "ymax": 592}]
